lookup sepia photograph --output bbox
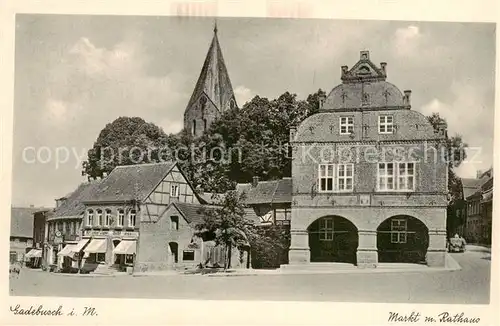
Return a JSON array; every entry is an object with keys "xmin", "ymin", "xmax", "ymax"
[{"xmin": 4, "ymin": 7, "xmax": 497, "ymax": 323}]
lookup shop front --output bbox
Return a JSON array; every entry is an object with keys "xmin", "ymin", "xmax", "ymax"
[{"xmin": 81, "ymin": 230, "xmax": 138, "ymax": 273}]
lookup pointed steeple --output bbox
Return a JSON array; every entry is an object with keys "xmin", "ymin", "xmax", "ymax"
[
  {"xmin": 185, "ymin": 24, "xmax": 237, "ymax": 113},
  {"xmin": 184, "ymin": 23, "xmax": 238, "ymax": 137}
]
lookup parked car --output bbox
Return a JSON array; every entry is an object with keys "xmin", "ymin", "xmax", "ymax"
[{"xmin": 448, "ymin": 236, "xmax": 466, "ymax": 253}]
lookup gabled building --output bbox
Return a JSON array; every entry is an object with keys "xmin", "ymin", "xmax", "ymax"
[
  {"xmin": 45, "ymin": 179, "xmax": 102, "ymax": 271},
  {"xmin": 464, "ymin": 168, "xmax": 493, "ymax": 245},
  {"xmin": 184, "ymin": 23, "xmax": 238, "ymax": 137},
  {"xmin": 10, "ymin": 206, "xmax": 41, "ymax": 264},
  {"xmin": 80, "ymin": 161, "xmax": 204, "ymax": 273},
  {"xmin": 236, "ymin": 177, "xmax": 292, "ymax": 226},
  {"xmin": 288, "ymin": 51, "xmax": 449, "ymax": 268}
]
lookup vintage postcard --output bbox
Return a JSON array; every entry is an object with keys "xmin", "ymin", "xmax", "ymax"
[{"xmin": 1, "ymin": 0, "xmax": 498, "ymax": 325}]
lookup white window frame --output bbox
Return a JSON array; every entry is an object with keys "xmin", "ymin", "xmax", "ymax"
[
  {"xmin": 104, "ymin": 209, "xmax": 111, "ymax": 227},
  {"xmin": 128, "ymin": 209, "xmax": 136, "ymax": 228},
  {"xmin": 396, "ymin": 162, "xmax": 415, "ymax": 191},
  {"xmin": 336, "ymin": 163, "xmax": 354, "ymax": 192},
  {"xmin": 318, "ymin": 164, "xmax": 335, "ymax": 192},
  {"xmin": 86, "ymin": 210, "xmax": 94, "ymax": 226},
  {"xmin": 319, "ymin": 164, "xmax": 354, "ymax": 193},
  {"xmin": 319, "ymin": 218, "xmax": 334, "ymax": 241},
  {"xmin": 378, "ymin": 115, "xmax": 394, "ymax": 134},
  {"xmin": 117, "ymin": 209, "xmax": 124, "ymax": 227},
  {"xmin": 390, "ymin": 218, "xmax": 407, "ymax": 244},
  {"xmin": 170, "ymin": 184, "xmax": 180, "ymax": 198},
  {"xmin": 339, "ymin": 116, "xmax": 354, "ymax": 135},
  {"xmin": 377, "ymin": 162, "xmax": 416, "ymax": 192},
  {"xmin": 96, "ymin": 209, "xmax": 103, "ymax": 226}
]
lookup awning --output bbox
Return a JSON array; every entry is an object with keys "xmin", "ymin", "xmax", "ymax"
[
  {"xmin": 71, "ymin": 238, "xmax": 90, "ymax": 254},
  {"xmin": 57, "ymin": 244, "xmax": 76, "ymax": 257},
  {"xmin": 83, "ymin": 239, "xmax": 107, "ymax": 253},
  {"xmin": 25, "ymin": 249, "xmax": 42, "ymax": 258},
  {"xmin": 113, "ymin": 240, "xmax": 136, "ymax": 255}
]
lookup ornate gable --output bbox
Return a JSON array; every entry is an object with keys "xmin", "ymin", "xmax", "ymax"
[{"xmin": 341, "ymin": 51, "xmax": 387, "ymax": 84}]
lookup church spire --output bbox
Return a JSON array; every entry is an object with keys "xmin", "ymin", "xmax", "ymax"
[{"xmin": 183, "ymin": 22, "xmax": 237, "ymax": 137}]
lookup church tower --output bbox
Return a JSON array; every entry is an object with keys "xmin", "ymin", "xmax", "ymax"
[{"xmin": 184, "ymin": 23, "xmax": 238, "ymax": 137}]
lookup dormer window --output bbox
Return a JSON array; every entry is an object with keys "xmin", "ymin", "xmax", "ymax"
[
  {"xmin": 339, "ymin": 117, "xmax": 354, "ymax": 135},
  {"xmin": 379, "ymin": 115, "xmax": 394, "ymax": 134}
]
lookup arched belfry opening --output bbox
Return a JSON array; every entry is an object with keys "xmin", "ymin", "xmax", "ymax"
[
  {"xmin": 308, "ymin": 216, "xmax": 358, "ymax": 264},
  {"xmin": 377, "ymin": 215, "xmax": 429, "ymax": 264}
]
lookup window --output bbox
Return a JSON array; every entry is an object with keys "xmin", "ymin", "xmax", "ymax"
[
  {"xmin": 192, "ymin": 120, "xmax": 196, "ymax": 136},
  {"xmin": 117, "ymin": 209, "xmax": 125, "ymax": 227},
  {"xmin": 397, "ymin": 163, "xmax": 415, "ymax": 191},
  {"xmin": 125, "ymin": 254, "xmax": 134, "ymax": 264},
  {"xmin": 337, "ymin": 164, "xmax": 354, "ymax": 191},
  {"xmin": 65, "ymin": 222, "xmax": 71, "ymax": 235},
  {"xmin": 377, "ymin": 162, "xmax": 415, "ymax": 191},
  {"xmin": 203, "ymin": 119, "xmax": 208, "ymax": 131},
  {"xmin": 274, "ymin": 208, "xmax": 291, "ymax": 226},
  {"xmin": 319, "ymin": 164, "xmax": 335, "ymax": 192},
  {"xmin": 318, "ymin": 164, "xmax": 354, "ymax": 192},
  {"xmin": 319, "ymin": 218, "xmax": 334, "ymax": 241},
  {"xmin": 86, "ymin": 210, "xmax": 94, "ymax": 226},
  {"xmin": 170, "ymin": 184, "xmax": 180, "ymax": 198},
  {"xmin": 96, "ymin": 253, "xmax": 106, "ymax": 262},
  {"xmin": 128, "ymin": 210, "xmax": 136, "ymax": 228},
  {"xmin": 171, "ymin": 216, "xmax": 179, "ymax": 230},
  {"xmin": 390, "ymin": 218, "xmax": 407, "ymax": 243},
  {"xmin": 183, "ymin": 250, "xmax": 195, "ymax": 261},
  {"xmin": 379, "ymin": 115, "xmax": 394, "ymax": 134},
  {"xmin": 104, "ymin": 209, "xmax": 111, "ymax": 227},
  {"xmin": 96, "ymin": 209, "xmax": 103, "ymax": 226},
  {"xmin": 339, "ymin": 116, "xmax": 354, "ymax": 135}
]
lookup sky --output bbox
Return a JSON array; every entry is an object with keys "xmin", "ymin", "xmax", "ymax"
[{"xmin": 12, "ymin": 15, "xmax": 496, "ymax": 207}]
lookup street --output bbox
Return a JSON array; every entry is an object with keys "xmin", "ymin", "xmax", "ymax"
[{"xmin": 10, "ymin": 250, "xmax": 490, "ymax": 304}]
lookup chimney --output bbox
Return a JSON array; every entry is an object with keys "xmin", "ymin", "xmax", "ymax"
[
  {"xmin": 341, "ymin": 65, "xmax": 348, "ymax": 77},
  {"xmin": 477, "ymin": 170, "xmax": 484, "ymax": 179},
  {"xmin": 380, "ymin": 62, "xmax": 387, "ymax": 75},
  {"xmin": 403, "ymin": 90, "xmax": 412, "ymax": 107},
  {"xmin": 318, "ymin": 93, "xmax": 326, "ymax": 110},
  {"xmin": 252, "ymin": 176, "xmax": 259, "ymax": 187}
]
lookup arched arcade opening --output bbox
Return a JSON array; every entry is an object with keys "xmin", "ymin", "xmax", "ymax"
[
  {"xmin": 377, "ymin": 215, "xmax": 429, "ymax": 264},
  {"xmin": 308, "ymin": 216, "xmax": 358, "ymax": 264}
]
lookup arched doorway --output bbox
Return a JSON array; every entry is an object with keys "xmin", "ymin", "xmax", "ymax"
[
  {"xmin": 377, "ymin": 215, "xmax": 429, "ymax": 264},
  {"xmin": 169, "ymin": 242, "xmax": 178, "ymax": 264},
  {"xmin": 308, "ymin": 216, "xmax": 358, "ymax": 264}
]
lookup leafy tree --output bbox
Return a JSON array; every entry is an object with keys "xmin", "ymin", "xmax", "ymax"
[
  {"xmin": 427, "ymin": 113, "xmax": 469, "ymax": 236},
  {"xmin": 192, "ymin": 89, "xmax": 326, "ymax": 193},
  {"xmin": 195, "ymin": 191, "xmax": 254, "ymax": 270},
  {"xmin": 82, "ymin": 117, "xmax": 170, "ymax": 177},
  {"xmin": 248, "ymin": 225, "xmax": 290, "ymax": 269}
]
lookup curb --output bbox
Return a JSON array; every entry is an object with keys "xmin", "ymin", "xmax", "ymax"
[{"xmin": 466, "ymin": 245, "xmax": 491, "ymax": 254}]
